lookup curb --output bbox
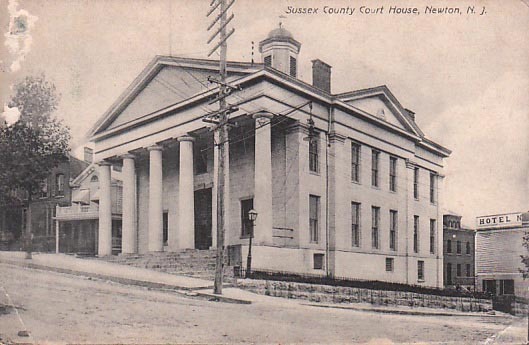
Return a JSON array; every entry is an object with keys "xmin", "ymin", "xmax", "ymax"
[
  {"xmin": 0, "ymin": 259, "xmax": 252, "ymax": 305},
  {"xmin": 304, "ymin": 303, "xmax": 512, "ymax": 318}
]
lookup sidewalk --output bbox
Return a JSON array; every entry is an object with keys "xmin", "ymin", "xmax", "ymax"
[{"xmin": 0, "ymin": 251, "xmax": 251, "ymax": 304}]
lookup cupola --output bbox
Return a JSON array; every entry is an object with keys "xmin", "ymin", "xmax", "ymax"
[{"xmin": 259, "ymin": 23, "xmax": 301, "ymax": 78}]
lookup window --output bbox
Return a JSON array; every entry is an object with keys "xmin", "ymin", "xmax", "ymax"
[
  {"xmin": 466, "ymin": 264, "xmax": 471, "ymax": 277},
  {"xmin": 466, "ymin": 241, "xmax": 471, "ymax": 255},
  {"xmin": 289, "ymin": 56, "xmax": 297, "ymax": 77},
  {"xmin": 385, "ymin": 258, "xmax": 394, "ymax": 272},
  {"xmin": 112, "ymin": 165, "xmax": 122, "ymax": 172},
  {"xmin": 309, "ymin": 136, "xmax": 319, "ymax": 173},
  {"xmin": 389, "ymin": 210, "xmax": 397, "ymax": 251},
  {"xmin": 351, "ymin": 142, "xmax": 360, "ymax": 183},
  {"xmin": 309, "ymin": 195, "xmax": 320, "ymax": 243},
  {"xmin": 351, "ymin": 202, "xmax": 360, "ymax": 247},
  {"xmin": 413, "ymin": 167, "xmax": 419, "ymax": 199},
  {"xmin": 264, "ymin": 55, "xmax": 272, "ymax": 67},
  {"xmin": 456, "ymin": 240, "xmax": 461, "ymax": 254},
  {"xmin": 499, "ymin": 279, "xmax": 514, "ymax": 295},
  {"xmin": 483, "ymin": 280, "xmax": 496, "ymax": 295},
  {"xmin": 447, "ymin": 239, "xmax": 452, "ymax": 253},
  {"xmin": 55, "ymin": 174, "xmax": 65, "ymax": 196},
  {"xmin": 90, "ymin": 175, "xmax": 99, "ymax": 183},
  {"xmin": 413, "ymin": 216, "xmax": 419, "ymax": 253},
  {"xmin": 430, "ymin": 173, "xmax": 436, "ymax": 204},
  {"xmin": 446, "ymin": 263, "xmax": 452, "ymax": 284},
  {"xmin": 429, "ymin": 219, "xmax": 436, "ymax": 254},
  {"xmin": 417, "ymin": 260, "xmax": 424, "ymax": 281},
  {"xmin": 389, "ymin": 157, "xmax": 397, "ymax": 192},
  {"xmin": 371, "ymin": 150, "xmax": 379, "ymax": 187},
  {"xmin": 163, "ymin": 211, "xmax": 169, "ymax": 245},
  {"xmin": 40, "ymin": 178, "xmax": 48, "ymax": 198},
  {"xmin": 313, "ymin": 253, "xmax": 324, "ymax": 270},
  {"xmin": 371, "ymin": 206, "xmax": 380, "ymax": 249},
  {"xmin": 241, "ymin": 198, "xmax": 254, "ymax": 238},
  {"xmin": 457, "ymin": 264, "xmax": 461, "ymax": 277},
  {"xmin": 195, "ymin": 142, "xmax": 208, "ymax": 174}
]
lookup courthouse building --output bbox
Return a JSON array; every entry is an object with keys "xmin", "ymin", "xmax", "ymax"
[
  {"xmin": 89, "ymin": 26, "xmax": 450, "ymax": 287},
  {"xmin": 476, "ymin": 212, "xmax": 529, "ymax": 296}
]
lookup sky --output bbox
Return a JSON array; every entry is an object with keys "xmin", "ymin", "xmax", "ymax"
[{"xmin": 1, "ymin": 0, "xmax": 528, "ymax": 225}]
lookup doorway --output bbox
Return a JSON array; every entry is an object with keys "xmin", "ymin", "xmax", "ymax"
[{"xmin": 194, "ymin": 188, "xmax": 212, "ymax": 249}]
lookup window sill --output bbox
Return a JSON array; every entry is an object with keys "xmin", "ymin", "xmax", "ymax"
[
  {"xmin": 309, "ymin": 171, "xmax": 320, "ymax": 177},
  {"xmin": 371, "ymin": 185, "xmax": 380, "ymax": 190},
  {"xmin": 417, "ymin": 279, "xmax": 425, "ymax": 283},
  {"xmin": 240, "ymin": 235, "xmax": 253, "ymax": 240},
  {"xmin": 351, "ymin": 180, "xmax": 361, "ymax": 185}
]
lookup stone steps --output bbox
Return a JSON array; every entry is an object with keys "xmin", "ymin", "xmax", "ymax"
[{"xmin": 101, "ymin": 249, "xmax": 232, "ymax": 281}]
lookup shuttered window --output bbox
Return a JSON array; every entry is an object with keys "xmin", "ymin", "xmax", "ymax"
[
  {"xmin": 389, "ymin": 157, "xmax": 397, "ymax": 192},
  {"xmin": 413, "ymin": 216, "xmax": 419, "ymax": 253},
  {"xmin": 371, "ymin": 206, "xmax": 380, "ymax": 249},
  {"xmin": 351, "ymin": 142, "xmax": 360, "ymax": 183},
  {"xmin": 264, "ymin": 55, "xmax": 272, "ymax": 67},
  {"xmin": 289, "ymin": 56, "xmax": 297, "ymax": 77},
  {"xmin": 309, "ymin": 195, "xmax": 320, "ymax": 243},
  {"xmin": 351, "ymin": 202, "xmax": 360, "ymax": 247},
  {"xmin": 389, "ymin": 210, "xmax": 397, "ymax": 251}
]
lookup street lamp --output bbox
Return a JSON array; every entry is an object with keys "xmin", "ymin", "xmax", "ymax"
[{"xmin": 246, "ymin": 209, "xmax": 258, "ymax": 278}]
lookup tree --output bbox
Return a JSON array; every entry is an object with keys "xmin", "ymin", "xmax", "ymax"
[
  {"xmin": 0, "ymin": 74, "xmax": 70, "ymax": 258},
  {"xmin": 520, "ymin": 212, "xmax": 529, "ymax": 278}
]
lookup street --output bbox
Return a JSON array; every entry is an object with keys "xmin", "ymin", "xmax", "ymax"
[{"xmin": 0, "ymin": 263, "xmax": 521, "ymax": 344}]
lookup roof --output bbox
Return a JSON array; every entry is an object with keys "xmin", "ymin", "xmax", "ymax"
[
  {"xmin": 88, "ymin": 55, "xmax": 451, "ymax": 158},
  {"xmin": 267, "ymin": 27, "xmax": 294, "ymax": 39},
  {"xmin": 259, "ymin": 25, "xmax": 301, "ymax": 52},
  {"xmin": 68, "ymin": 155, "xmax": 89, "ymax": 180}
]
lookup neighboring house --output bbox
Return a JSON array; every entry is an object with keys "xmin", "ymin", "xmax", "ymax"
[
  {"xmin": 55, "ymin": 160, "xmax": 122, "ymax": 255},
  {"xmin": 87, "ymin": 26, "xmax": 451, "ymax": 287},
  {"xmin": 0, "ymin": 155, "xmax": 88, "ymax": 251},
  {"xmin": 475, "ymin": 212, "xmax": 529, "ymax": 297},
  {"xmin": 443, "ymin": 212, "xmax": 475, "ymax": 290}
]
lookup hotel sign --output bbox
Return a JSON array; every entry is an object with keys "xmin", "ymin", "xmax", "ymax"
[{"xmin": 476, "ymin": 213, "xmax": 523, "ymax": 230}]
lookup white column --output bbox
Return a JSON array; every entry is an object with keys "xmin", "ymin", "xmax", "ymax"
[
  {"xmin": 253, "ymin": 112, "xmax": 274, "ymax": 245},
  {"xmin": 98, "ymin": 161, "xmax": 112, "ymax": 256},
  {"xmin": 178, "ymin": 135, "xmax": 195, "ymax": 249},
  {"xmin": 122, "ymin": 154, "xmax": 137, "ymax": 254},
  {"xmin": 148, "ymin": 145, "xmax": 164, "ymax": 252}
]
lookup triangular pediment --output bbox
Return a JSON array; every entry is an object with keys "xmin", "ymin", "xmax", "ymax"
[
  {"xmin": 337, "ymin": 86, "xmax": 422, "ymax": 137},
  {"xmin": 106, "ymin": 66, "xmax": 211, "ymax": 130},
  {"xmin": 90, "ymin": 56, "xmax": 259, "ymax": 137}
]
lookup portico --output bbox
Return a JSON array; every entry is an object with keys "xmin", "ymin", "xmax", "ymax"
[{"xmin": 95, "ymin": 114, "xmax": 279, "ymax": 256}]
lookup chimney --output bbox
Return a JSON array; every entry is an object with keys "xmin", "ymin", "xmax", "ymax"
[
  {"xmin": 84, "ymin": 147, "xmax": 93, "ymax": 163},
  {"xmin": 405, "ymin": 108, "xmax": 416, "ymax": 121},
  {"xmin": 312, "ymin": 59, "xmax": 332, "ymax": 93}
]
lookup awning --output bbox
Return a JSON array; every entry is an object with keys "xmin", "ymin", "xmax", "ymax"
[
  {"xmin": 72, "ymin": 189, "xmax": 90, "ymax": 204},
  {"xmin": 91, "ymin": 189, "xmax": 100, "ymax": 202}
]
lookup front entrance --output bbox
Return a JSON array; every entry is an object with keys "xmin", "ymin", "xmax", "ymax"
[{"xmin": 194, "ymin": 188, "xmax": 212, "ymax": 249}]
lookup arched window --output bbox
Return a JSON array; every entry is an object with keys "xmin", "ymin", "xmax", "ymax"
[
  {"xmin": 90, "ymin": 175, "xmax": 99, "ymax": 183},
  {"xmin": 56, "ymin": 174, "xmax": 65, "ymax": 196}
]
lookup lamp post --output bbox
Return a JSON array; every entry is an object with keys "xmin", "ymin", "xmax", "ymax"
[{"xmin": 246, "ymin": 209, "xmax": 258, "ymax": 278}]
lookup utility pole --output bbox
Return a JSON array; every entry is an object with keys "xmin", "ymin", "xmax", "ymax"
[{"xmin": 206, "ymin": 0, "xmax": 236, "ymax": 295}]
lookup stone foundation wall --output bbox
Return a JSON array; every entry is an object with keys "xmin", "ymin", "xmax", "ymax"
[{"xmin": 238, "ymin": 279, "xmax": 493, "ymax": 313}]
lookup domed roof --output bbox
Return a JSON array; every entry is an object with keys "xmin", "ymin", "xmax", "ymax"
[{"xmin": 267, "ymin": 26, "xmax": 294, "ymax": 39}]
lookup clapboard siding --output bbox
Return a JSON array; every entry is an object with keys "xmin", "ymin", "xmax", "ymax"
[{"xmin": 475, "ymin": 230, "xmax": 525, "ymax": 274}]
